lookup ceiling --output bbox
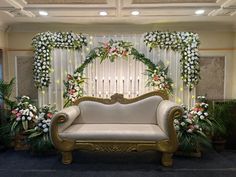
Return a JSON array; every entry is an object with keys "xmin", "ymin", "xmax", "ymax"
[{"xmin": 0, "ymin": 0, "xmax": 236, "ymax": 29}]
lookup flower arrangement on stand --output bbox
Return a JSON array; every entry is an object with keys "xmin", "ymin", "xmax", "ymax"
[
  {"xmin": 146, "ymin": 61, "xmax": 173, "ymax": 94},
  {"xmin": 174, "ymin": 96, "xmax": 212, "ymax": 155},
  {"xmin": 11, "ymin": 96, "xmax": 37, "ymax": 133},
  {"xmin": 27, "ymin": 105, "xmax": 57, "ymax": 153},
  {"xmin": 95, "ymin": 39, "xmax": 133, "ymax": 62},
  {"xmin": 10, "ymin": 96, "xmax": 37, "ymax": 150},
  {"xmin": 63, "ymin": 73, "xmax": 85, "ymax": 107}
]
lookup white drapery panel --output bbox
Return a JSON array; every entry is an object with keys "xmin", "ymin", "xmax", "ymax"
[{"xmin": 38, "ymin": 34, "xmax": 196, "ymax": 110}]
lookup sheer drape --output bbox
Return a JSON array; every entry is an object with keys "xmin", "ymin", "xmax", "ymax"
[{"xmin": 38, "ymin": 34, "xmax": 196, "ymax": 110}]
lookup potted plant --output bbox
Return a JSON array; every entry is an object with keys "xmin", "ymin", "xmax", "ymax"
[
  {"xmin": 210, "ymin": 101, "xmax": 234, "ymax": 152},
  {"xmin": 0, "ymin": 78, "xmax": 16, "ymax": 149}
]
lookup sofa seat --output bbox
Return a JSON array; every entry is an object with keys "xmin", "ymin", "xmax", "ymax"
[{"xmin": 59, "ymin": 124, "xmax": 168, "ymax": 141}]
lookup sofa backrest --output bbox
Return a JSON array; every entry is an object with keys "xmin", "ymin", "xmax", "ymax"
[{"xmin": 73, "ymin": 96, "xmax": 163, "ymax": 124}]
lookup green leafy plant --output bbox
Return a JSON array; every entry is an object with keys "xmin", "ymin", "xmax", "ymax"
[
  {"xmin": 210, "ymin": 101, "xmax": 235, "ymax": 140},
  {"xmin": 0, "ymin": 78, "xmax": 16, "ymax": 109},
  {"xmin": 27, "ymin": 105, "xmax": 57, "ymax": 153},
  {"xmin": 0, "ymin": 78, "xmax": 16, "ymax": 147}
]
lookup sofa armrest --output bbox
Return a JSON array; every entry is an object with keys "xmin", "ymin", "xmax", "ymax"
[
  {"xmin": 156, "ymin": 100, "xmax": 183, "ymax": 142},
  {"xmin": 50, "ymin": 106, "xmax": 80, "ymax": 151},
  {"xmin": 52, "ymin": 106, "xmax": 80, "ymax": 132}
]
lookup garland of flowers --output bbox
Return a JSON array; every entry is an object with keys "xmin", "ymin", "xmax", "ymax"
[
  {"xmin": 144, "ymin": 31, "xmax": 200, "ymax": 89},
  {"xmin": 11, "ymin": 96, "xmax": 38, "ymax": 133},
  {"xmin": 32, "ymin": 31, "xmax": 87, "ymax": 89},
  {"xmin": 174, "ymin": 96, "xmax": 212, "ymax": 152},
  {"xmin": 63, "ymin": 39, "xmax": 172, "ymax": 106}
]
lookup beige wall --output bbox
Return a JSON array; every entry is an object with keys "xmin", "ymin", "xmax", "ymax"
[
  {"xmin": 3, "ymin": 23, "xmax": 236, "ymax": 99},
  {"xmin": 0, "ymin": 31, "xmax": 5, "ymax": 49}
]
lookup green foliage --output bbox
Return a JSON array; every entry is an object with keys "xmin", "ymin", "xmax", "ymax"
[
  {"xmin": 210, "ymin": 101, "xmax": 236, "ymax": 139},
  {"xmin": 0, "ymin": 78, "xmax": 16, "ymax": 109},
  {"xmin": 0, "ymin": 78, "xmax": 16, "ymax": 147}
]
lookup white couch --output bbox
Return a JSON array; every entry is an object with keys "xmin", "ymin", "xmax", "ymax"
[{"xmin": 50, "ymin": 91, "xmax": 183, "ymax": 166}]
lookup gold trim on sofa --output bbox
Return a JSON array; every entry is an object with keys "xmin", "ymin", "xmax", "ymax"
[{"xmin": 50, "ymin": 91, "xmax": 182, "ymax": 167}]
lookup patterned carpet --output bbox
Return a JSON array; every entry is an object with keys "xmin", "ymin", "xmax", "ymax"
[{"xmin": 0, "ymin": 149, "xmax": 236, "ymax": 177}]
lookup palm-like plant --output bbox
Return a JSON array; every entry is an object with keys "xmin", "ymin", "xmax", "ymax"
[
  {"xmin": 0, "ymin": 78, "xmax": 16, "ymax": 147},
  {"xmin": 0, "ymin": 78, "xmax": 16, "ymax": 109}
]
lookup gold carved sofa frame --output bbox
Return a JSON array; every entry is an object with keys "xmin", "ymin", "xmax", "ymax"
[{"xmin": 50, "ymin": 91, "xmax": 183, "ymax": 167}]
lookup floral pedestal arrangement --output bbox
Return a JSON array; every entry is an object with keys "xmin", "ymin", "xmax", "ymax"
[{"xmin": 174, "ymin": 96, "xmax": 212, "ymax": 157}]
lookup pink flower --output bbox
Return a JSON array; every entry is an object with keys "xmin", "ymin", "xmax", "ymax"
[
  {"xmin": 69, "ymin": 89, "xmax": 75, "ymax": 95},
  {"xmin": 11, "ymin": 109, "xmax": 18, "ymax": 114},
  {"xmin": 153, "ymin": 75, "xmax": 159, "ymax": 81},
  {"xmin": 47, "ymin": 113, "xmax": 53, "ymax": 119},
  {"xmin": 16, "ymin": 112, "xmax": 22, "ymax": 117}
]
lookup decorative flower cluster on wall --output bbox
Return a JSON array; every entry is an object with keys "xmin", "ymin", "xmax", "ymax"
[
  {"xmin": 146, "ymin": 61, "xmax": 173, "ymax": 95},
  {"xmin": 32, "ymin": 31, "xmax": 87, "ymax": 89},
  {"xmin": 32, "ymin": 31, "xmax": 201, "ymax": 106},
  {"xmin": 144, "ymin": 31, "xmax": 200, "ymax": 89},
  {"xmin": 95, "ymin": 39, "xmax": 133, "ymax": 62}
]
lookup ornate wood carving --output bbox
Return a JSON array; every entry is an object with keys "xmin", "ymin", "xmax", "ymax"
[{"xmin": 74, "ymin": 90, "xmax": 168, "ymax": 105}]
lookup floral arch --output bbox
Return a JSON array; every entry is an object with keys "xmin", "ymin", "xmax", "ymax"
[{"xmin": 63, "ymin": 39, "xmax": 173, "ymax": 106}]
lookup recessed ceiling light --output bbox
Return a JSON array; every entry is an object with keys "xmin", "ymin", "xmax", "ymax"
[
  {"xmin": 99, "ymin": 11, "xmax": 108, "ymax": 16},
  {"xmin": 39, "ymin": 10, "xmax": 48, "ymax": 16},
  {"xmin": 131, "ymin": 10, "xmax": 140, "ymax": 16},
  {"xmin": 195, "ymin": 9, "xmax": 205, "ymax": 15}
]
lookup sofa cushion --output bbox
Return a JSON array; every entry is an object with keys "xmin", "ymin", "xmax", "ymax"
[
  {"xmin": 74, "ymin": 96, "xmax": 163, "ymax": 124},
  {"xmin": 59, "ymin": 124, "xmax": 168, "ymax": 141}
]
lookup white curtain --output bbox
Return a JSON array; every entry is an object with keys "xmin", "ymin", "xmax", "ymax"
[{"xmin": 38, "ymin": 34, "xmax": 196, "ymax": 110}]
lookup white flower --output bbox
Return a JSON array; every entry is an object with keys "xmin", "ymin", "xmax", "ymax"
[
  {"xmin": 200, "ymin": 115, "xmax": 205, "ymax": 119},
  {"xmin": 197, "ymin": 111, "xmax": 202, "ymax": 116},
  {"xmin": 204, "ymin": 112, "xmax": 208, "ymax": 116},
  {"xmin": 187, "ymin": 129, "xmax": 193, "ymax": 133},
  {"xmin": 180, "ymin": 122, "xmax": 185, "ymax": 126},
  {"xmin": 43, "ymin": 128, "xmax": 49, "ymax": 133}
]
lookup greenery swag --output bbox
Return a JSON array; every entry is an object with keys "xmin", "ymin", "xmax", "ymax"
[
  {"xmin": 63, "ymin": 39, "xmax": 173, "ymax": 106},
  {"xmin": 32, "ymin": 31, "xmax": 87, "ymax": 89},
  {"xmin": 144, "ymin": 31, "xmax": 200, "ymax": 89}
]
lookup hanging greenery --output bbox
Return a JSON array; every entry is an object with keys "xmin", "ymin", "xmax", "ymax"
[
  {"xmin": 63, "ymin": 39, "xmax": 173, "ymax": 106},
  {"xmin": 32, "ymin": 31, "xmax": 87, "ymax": 89},
  {"xmin": 144, "ymin": 31, "xmax": 200, "ymax": 89}
]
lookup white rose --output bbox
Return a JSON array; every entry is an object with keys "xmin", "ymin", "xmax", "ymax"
[
  {"xmin": 43, "ymin": 128, "xmax": 49, "ymax": 133},
  {"xmin": 180, "ymin": 122, "xmax": 185, "ymax": 126},
  {"xmin": 21, "ymin": 116, "xmax": 25, "ymax": 121},
  {"xmin": 200, "ymin": 115, "xmax": 205, "ymax": 119},
  {"xmin": 204, "ymin": 112, "xmax": 208, "ymax": 116},
  {"xmin": 197, "ymin": 111, "xmax": 202, "ymax": 116}
]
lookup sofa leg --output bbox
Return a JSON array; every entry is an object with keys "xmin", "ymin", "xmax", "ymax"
[
  {"xmin": 161, "ymin": 152, "xmax": 173, "ymax": 167},
  {"xmin": 61, "ymin": 151, "xmax": 73, "ymax": 164}
]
